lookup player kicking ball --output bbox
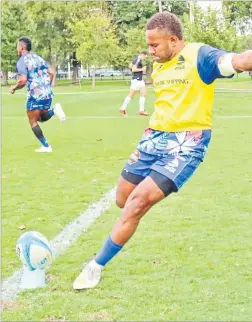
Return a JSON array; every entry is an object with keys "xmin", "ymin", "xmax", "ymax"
[
  {"xmin": 73, "ymin": 12, "xmax": 252, "ymax": 290},
  {"xmin": 9, "ymin": 36, "xmax": 66, "ymax": 153},
  {"xmin": 120, "ymin": 50, "xmax": 150, "ymax": 117}
]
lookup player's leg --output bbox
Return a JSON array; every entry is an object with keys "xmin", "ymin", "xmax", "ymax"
[
  {"xmin": 116, "ymin": 138, "xmax": 153, "ymax": 208},
  {"xmin": 53, "ymin": 102, "xmax": 66, "ymax": 122},
  {"xmin": 115, "ymin": 172, "xmax": 144, "ymax": 209},
  {"xmin": 27, "ymin": 109, "xmax": 52, "ymax": 152},
  {"xmin": 73, "ymin": 173, "xmax": 175, "ymax": 290},
  {"xmin": 120, "ymin": 81, "xmax": 137, "ymax": 117},
  {"xmin": 37, "ymin": 98, "xmax": 54, "ymax": 123},
  {"xmin": 27, "ymin": 98, "xmax": 54, "ymax": 152},
  {"xmin": 95, "ymin": 174, "xmax": 176, "ymax": 261},
  {"xmin": 111, "ymin": 175, "xmax": 171, "ymax": 244},
  {"xmin": 73, "ymin": 130, "xmax": 211, "ymax": 290},
  {"xmin": 139, "ymin": 83, "xmax": 149, "ymax": 116},
  {"xmin": 39, "ymin": 99, "xmax": 66, "ymax": 123},
  {"xmin": 39, "ymin": 109, "xmax": 54, "ymax": 123},
  {"xmin": 72, "ymin": 152, "xmax": 200, "ymax": 290},
  {"xmin": 73, "ymin": 129, "xmax": 158, "ymax": 289}
]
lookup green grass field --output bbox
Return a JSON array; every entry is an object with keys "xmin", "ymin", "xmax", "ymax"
[{"xmin": 2, "ymin": 78, "xmax": 252, "ymax": 321}]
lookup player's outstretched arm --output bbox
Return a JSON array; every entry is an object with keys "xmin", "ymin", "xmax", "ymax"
[
  {"xmin": 9, "ymin": 75, "xmax": 27, "ymax": 94},
  {"xmin": 217, "ymin": 50, "xmax": 252, "ymax": 76},
  {"xmin": 232, "ymin": 50, "xmax": 252, "ymax": 72}
]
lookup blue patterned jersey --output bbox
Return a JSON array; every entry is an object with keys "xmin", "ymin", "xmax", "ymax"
[{"xmin": 16, "ymin": 52, "xmax": 53, "ymax": 100}]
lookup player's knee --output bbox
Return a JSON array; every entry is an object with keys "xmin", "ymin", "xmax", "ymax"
[
  {"xmin": 126, "ymin": 194, "xmax": 151, "ymax": 220},
  {"xmin": 115, "ymin": 197, "xmax": 125, "ymax": 209},
  {"xmin": 29, "ymin": 119, "xmax": 37, "ymax": 127},
  {"xmin": 28, "ymin": 113, "xmax": 39, "ymax": 127}
]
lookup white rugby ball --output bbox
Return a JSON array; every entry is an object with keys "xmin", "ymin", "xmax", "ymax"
[{"xmin": 16, "ymin": 231, "xmax": 53, "ymax": 271}]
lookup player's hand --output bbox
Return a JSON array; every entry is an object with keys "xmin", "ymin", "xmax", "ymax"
[
  {"xmin": 142, "ymin": 66, "xmax": 147, "ymax": 73},
  {"xmin": 9, "ymin": 86, "xmax": 16, "ymax": 94}
]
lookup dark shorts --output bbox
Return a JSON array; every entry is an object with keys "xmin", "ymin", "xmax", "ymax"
[
  {"xmin": 26, "ymin": 97, "xmax": 52, "ymax": 111},
  {"xmin": 122, "ymin": 128, "xmax": 211, "ymax": 195}
]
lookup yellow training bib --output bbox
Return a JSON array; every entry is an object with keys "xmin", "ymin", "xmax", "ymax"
[{"xmin": 149, "ymin": 43, "xmax": 215, "ymax": 132}]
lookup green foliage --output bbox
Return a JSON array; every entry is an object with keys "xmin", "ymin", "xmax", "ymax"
[
  {"xmin": 69, "ymin": 11, "xmax": 118, "ymax": 87},
  {"xmin": 26, "ymin": 2, "xmax": 69, "ymax": 64},
  {"xmin": 183, "ymin": 3, "xmax": 242, "ymax": 51},
  {"xmin": 108, "ymin": 47, "xmax": 129, "ymax": 70},
  {"xmin": 125, "ymin": 27, "xmax": 147, "ymax": 58},
  {"xmin": 162, "ymin": 0, "xmax": 190, "ymax": 18},
  {"xmin": 69, "ymin": 12, "xmax": 118, "ymax": 67},
  {"xmin": 107, "ymin": 0, "xmax": 188, "ymax": 69},
  {"xmin": 109, "ymin": 0, "xmax": 156, "ymax": 41},
  {"xmin": 1, "ymin": 1, "xmax": 36, "ymax": 73},
  {"xmin": 223, "ymin": 1, "xmax": 252, "ymax": 34},
  {"xmin": 241, "ymin": 34, "xmax": 252, "ymax": 50},
  {"xmin": 2, "ymin": 1, "xmax": 109, "ymax": 69},
  {"xmin": 63, "ymin": 1, "xmax": 109, "ymax": 46},
  {"xmin": 108, "ymin": 0, "xmax": 189, "ymax": 45},
  {"xmin": 1, "ymin": 0, "xmax": 249, "ymax": 75}
]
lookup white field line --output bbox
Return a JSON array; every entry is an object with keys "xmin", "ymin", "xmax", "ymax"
[
  {"xmin": 2, "ymin": 87, "xmax": 252, "ymax": 96},
  {"xmin": 1, "ymin": 115, "xmax": 252, "ymax": 120},
  {"xmin": 1, "ymin": 187, "xmax": 116, "ymax": 302}
]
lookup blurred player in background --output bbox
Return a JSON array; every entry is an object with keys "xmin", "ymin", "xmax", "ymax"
[
  {"xmin": 9, "ymin": 36, "xmax": 66, "ymax": 153},
  {"xmin": 120, "ymin": 50, "xmax": 150, "ymax": 117}
]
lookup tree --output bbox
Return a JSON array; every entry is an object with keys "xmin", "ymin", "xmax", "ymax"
[
  {"xmin": 26, "ymin": 1, "xmax": 70, "ymax": 84},
  {"xmin": 69, "ymin": 11, "xmax": 118, "ymax": 88},
  {"xmin": 183, "ymin": 3, "xmax": 242, "ymax": 52},
  {"xmin": 63, "ymin": 1, "xmax": 109, "ymax": 82},
  {"xmin": 108, "ymin": 47, "xmax": 129, "ymax": 71},
  {"xmin": 1, "ymin": 1, "xmax": 36, "ymax": 84},
  {"xmin": 240, "ymin": 34, "xmax": 252, "ymax": 51},
  {"xmin": 162, "ymin": 0, "xmax": 190, "ymax": 18},
  {"xmin": 108, "ymin": 0, "xmax": 189, "ymax": 45},
  {"xmin": 125, "ymin": 27, "xmax": 146, "ymax": 58}
]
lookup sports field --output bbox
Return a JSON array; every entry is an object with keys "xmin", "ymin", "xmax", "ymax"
[{"xmin": 2, "ymin": 78, "xmax": 252, "ymax": 321}]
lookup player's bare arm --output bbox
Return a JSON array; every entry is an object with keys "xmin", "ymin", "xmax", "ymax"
[
  {"xmin": 232, "ymin": 50, "xmax": 252, "ymax": 72},
  {"xmin": 9, "ymin": 74, "xmax": 27, "ymax": 94}
]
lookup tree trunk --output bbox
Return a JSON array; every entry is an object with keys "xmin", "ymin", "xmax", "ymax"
[
  {"xmin": 72, "ymin": 51, "xmax": 78, "ymax": 83},
  {"xmin": 3, "ymin": 70, "xmax": 8, "ymax": 86},
  {"xmin": 72, "ymin": 66, "xmax": 78, "ymax": 83},
  {"xmin": 92, "ymin": 67, "xmax": 96, "ymax": 89}
]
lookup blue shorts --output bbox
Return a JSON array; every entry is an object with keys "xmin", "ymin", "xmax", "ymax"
[
  {"xmin": 123, "ymin": 128, "xmax": 211, "ymax": 191},
  {"xmin": 26, "ymin": 97, "xmax": 52, "ymax": 111}
]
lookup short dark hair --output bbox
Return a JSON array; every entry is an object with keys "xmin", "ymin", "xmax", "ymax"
[
  {"xmin": 140, "ymin": 50, "xmax": 148, "ymax": 55},
  {"xmin": 146, "ymin": 12, "xmax": 183, "ymax": 40},
  {"xmin": 18, "ymin": 36, "xmax": 32, "ymax": 51}
]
